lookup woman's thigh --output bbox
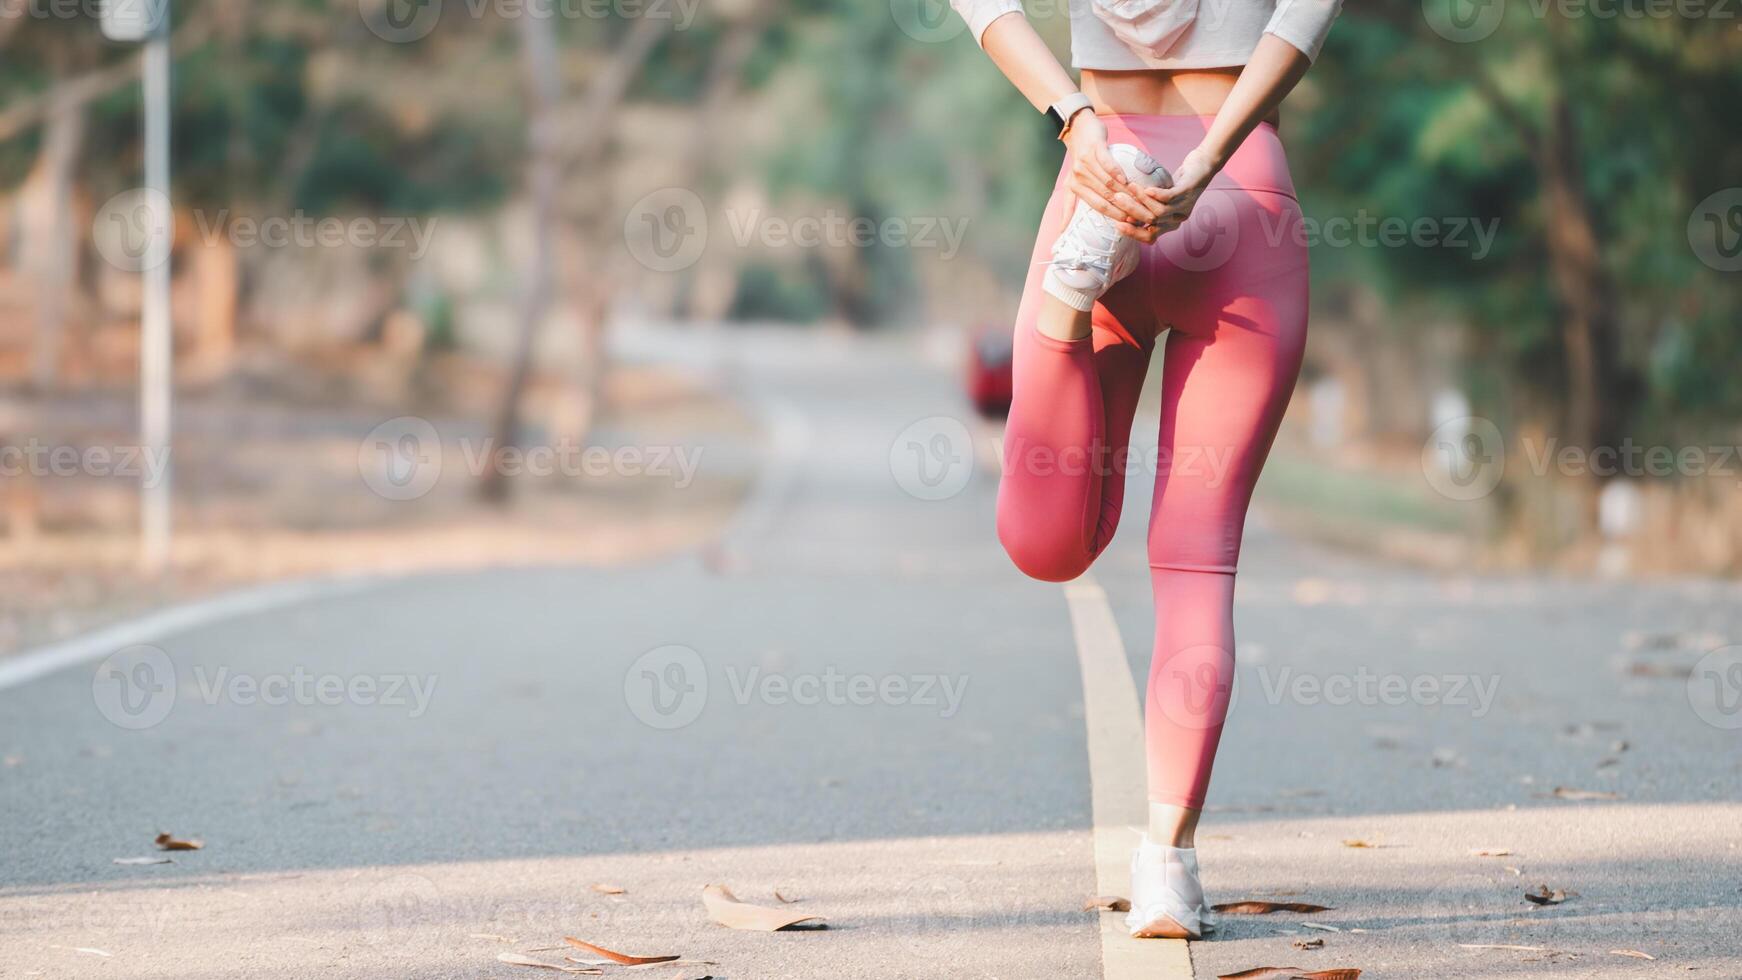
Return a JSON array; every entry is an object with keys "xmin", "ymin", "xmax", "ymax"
[{"xmin": 1142, "ymin": 188, "xmax": 1310, "ymax": 573}]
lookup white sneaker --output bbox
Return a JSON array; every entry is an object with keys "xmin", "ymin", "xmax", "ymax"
[
  {"xmin": 1043, "ymin": 144, "xmax": 1171, "ymax": 312},
  {"xmin": 1125, "ymin": 838, "xmax": 1217, "ymax": 939}
]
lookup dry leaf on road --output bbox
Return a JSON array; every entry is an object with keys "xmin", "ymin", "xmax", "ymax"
[
  {"xmin": 773, "ymin": 890, "xmax": 799, "ymax": 904},
  {"xmin": 562, "ymin": 938, "xmax": 677, "ymax": 966},
  {"xmin": 1550, "ymin": 787, "xmax": 1620, "ymax": 801},
  {"xmin": 1458, "ymin": 944, "xmax": 1559, "ymax": 953},
  {"xmin": 497, "ymin": 952, "xmax": 601, "ymax": 974},
  {"xmin": 590, "ymin": 884, "xmax": 625, "ymax": 895},
  {"xmin": 1292, "ymin": 938, "xmax": 1325, "ymax": 950},
  {"xmin": 1084, "ymin": 896, "xmax": 1131, "ymax": 912},
  {"xmin": 1524, "ymin": 885, "xmax": 1571, "ymax": 905},
  {"xmin": 1610, "ymin": 949, "xmax": 1654, "ymax": 960},
  {"xmin": 701, "ymin": 884, "xmax": 824, "ymax": 931},
  {"xmin": 154, "ymin": 833, "xmax": 202, "ymax": 851},
  {"xmin": 1214, "ymin": 901, "xmax": 1334, "ymax": 915},
  {"xmin": 1469, "ymin": 848, "xmax": 1511, "ymax": 857},
  {"xmin": 1218, "ymin": 967, "xmax": 1360, "ymax": 979}
]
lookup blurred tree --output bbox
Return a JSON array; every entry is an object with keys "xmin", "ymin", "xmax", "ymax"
[{"xmin": 1297, "ymin": 1, "xmax": 1742, "ymax": 540}]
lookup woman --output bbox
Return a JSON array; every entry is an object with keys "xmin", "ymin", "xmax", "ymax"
[{"xmin": 950, "ymin": 0, "xmax": 1340, "ymax": 941}]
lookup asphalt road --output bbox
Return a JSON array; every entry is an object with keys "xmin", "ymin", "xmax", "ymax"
[{"xmin": 1, "ymin": 325, "xmax": 1738, "ymax": 979}]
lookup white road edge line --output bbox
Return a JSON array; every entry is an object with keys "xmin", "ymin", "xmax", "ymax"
[
  {"xmin": 1065, "ymin": 573, "xmax": 1195, "ymax": 980},
  {"xmin": 0, "ymin": 574, "xmax": 386, "ymax": 692}
]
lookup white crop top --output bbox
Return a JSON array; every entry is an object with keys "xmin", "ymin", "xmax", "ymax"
[{"xmin": 951, "ymin": 0, "xmax": 1341, "ymax": 69}]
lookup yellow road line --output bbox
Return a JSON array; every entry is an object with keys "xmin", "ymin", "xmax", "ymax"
[{"xmin": 1065, "ymin": 575, "xmax": 1195, "ymax": 980}]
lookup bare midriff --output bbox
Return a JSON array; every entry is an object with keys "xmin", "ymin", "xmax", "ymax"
[{"xmin": 1081, "ymin": 68, "xmax": 1278, "ymax": 126}]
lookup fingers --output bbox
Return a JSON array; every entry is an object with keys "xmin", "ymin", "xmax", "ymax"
[
  {"xmin": 1069, "ymin": 181, "xmax": 1132, "ymax": 226},
  {"xmin": 1115, "ymin": 220, "xmax": 1161, "ymax": 244},
  {"xmin": 1089, "ymin": 144, "xmax": 1129, "ymax": 193},
  {"xmin": 1113, "ymin": 187, "xmax": 1166, "ymax": 225},
  {"xmin": 1145, "ymin": 183, "xmax": 1186, "ymax": 205}
]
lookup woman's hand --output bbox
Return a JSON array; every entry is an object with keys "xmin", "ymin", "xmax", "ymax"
[
  {"xmin": 1063, "ymin": 113, "xmax": 1167, "ymax": 243},
  {"xmin": 1140, "ymin": 145, "xmax": 1222, "ymax": 235}
]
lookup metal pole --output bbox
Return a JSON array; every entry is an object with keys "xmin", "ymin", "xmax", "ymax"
[{"xmin": 139, "ymin": 24, "xmax": 172, "ymax": 573}]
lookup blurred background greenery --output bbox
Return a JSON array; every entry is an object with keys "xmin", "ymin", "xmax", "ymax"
[{"xmin": 0, "ymin": 0, "xmax": 1739, "ymax": 612}]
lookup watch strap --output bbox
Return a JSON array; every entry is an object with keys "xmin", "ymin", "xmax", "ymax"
[{"xmin": 1046, "ymin": 92, "xmax": 1094, "ymax": 134}]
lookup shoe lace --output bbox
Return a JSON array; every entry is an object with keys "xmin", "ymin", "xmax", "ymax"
[{"xmin": 1039, "ymin": 233, "xmax": 1118, "ymax": 272}]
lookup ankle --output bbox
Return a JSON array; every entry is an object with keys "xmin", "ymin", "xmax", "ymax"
[
  {"xmin": 1146, "ymin": 802, "xmax": 1201, "ymax": 848},
  {"xmin": 1036, "ymin": 299, "xmax": 1092, "ymax": 342}
]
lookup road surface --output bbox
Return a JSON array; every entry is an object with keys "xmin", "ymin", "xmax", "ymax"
[{"xmin": 1, "ymin": 325, "xmax": 1738, "ymax": 979}]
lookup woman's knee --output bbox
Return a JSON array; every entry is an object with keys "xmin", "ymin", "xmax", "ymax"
[{"xmin": 996, "ymin": 507, "xmax": 1094, "ymax": 582}]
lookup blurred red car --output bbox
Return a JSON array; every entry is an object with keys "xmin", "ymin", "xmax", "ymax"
[{"xmin": 965, "ymin": 324, "xmax": 1014, "ymax": 419}]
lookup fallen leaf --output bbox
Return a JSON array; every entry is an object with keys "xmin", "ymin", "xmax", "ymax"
[
  {"xmin": 562, "ymin": 938, "xmax": 677, "ymax": 966},
  {"xmin": 1214, "ymin": 901, "xmax": 1334, "ymax": 915},
  {"xmin": 1458, "ymin": 944, "xmax": 1558, "ymax": 953},
  {"xmin": 1292, "ymin": 938, "xmax": 1325, "ymax": 950},
  {"xmin": 773, "ymin": 890, "xmax": 799, "ymax": 904},
  {"xmin": 1610, "ymin": 949, "xmax": 1654, "ymax": 960},
  {"xmin": 113, "ymin": 856, "xmax": 173, "ymax": 865},
  {"xmin": 1218, "ymin": 968, "xmax": 1360, "ymax": 979},
  {"xmin": 1469, "ymin": 848, "xmax": 1511, "ymax": 857},
  {"xmin": 1340, "ymin": 840, "xmax": 1377, "ymax": 849},
  {"xmin": 1524, "ymin": 885, "xmax": 1570, "ymax": 906},
  {"xmin": 154, "ymin": 833, "xmax": 203, "ymax": 851},
  {"xmin": 1084, "ymin": 896, "xmax": 1131, "ymax": 912},
  {"xmin": 48, "ymin": 946, "xmax": 112, "ymax": 957},
  {"xmin": 590, "ymin": 884, "xmax": 625, "ymax": 895},
  {"xmin": 701, "ymin": 884, "xmax": 824, "ymax": 931},
  {"xmin": 1626, "ymin": 661, "xmax": 1690, "ymax": 679},
  {"xmin": 496, "ymin": 952, "xmax": 600, "ymax": 974},
  {"xmin": 1550, "ymin": 787, "xmax": 1620, "ymax": 801}
]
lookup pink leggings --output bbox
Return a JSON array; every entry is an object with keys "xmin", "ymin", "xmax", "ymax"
[{"xmin": 997, "ymin": 115, "xmax": 1308, "ymax": 808}]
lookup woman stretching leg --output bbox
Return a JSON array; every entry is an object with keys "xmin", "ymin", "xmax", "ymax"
[{"xmin": 953, "ymin": 0, "xmax": 1340, "ymax": 941}]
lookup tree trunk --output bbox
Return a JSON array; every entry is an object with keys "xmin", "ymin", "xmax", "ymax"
[
  {"xmin": 20, "ymin": 93, "xmax": 86, "ymax": 391},
  {"xmin": 1537, "ymin": 95, "xmax": 1622, "ymax": 531},
  {"xmin": 480, "ymin": 10, "xmax": 563, "ymax": 504},
  {"xmin": 480, "ymin": 14, "xmax": 674, "ymax": 502}
]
